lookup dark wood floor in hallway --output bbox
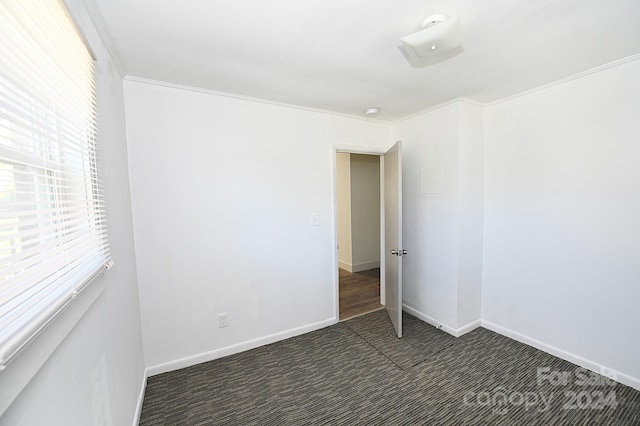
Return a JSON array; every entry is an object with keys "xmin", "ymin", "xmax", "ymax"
[{"xmin": 339, "ymin": 268, "xmax": 383, "ymax": 320}]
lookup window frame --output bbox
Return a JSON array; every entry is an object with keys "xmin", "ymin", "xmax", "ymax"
[{"xmin": 0, "ymin": 0, "xmax": 111, "ymax": 415}]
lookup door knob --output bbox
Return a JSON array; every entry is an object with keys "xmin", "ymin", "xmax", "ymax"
[
  {"xmin": 390, "ymin": 249, "xmax": 398, "ymax": 255},
  {"xmin": 402, "ymin": 249, "xmax": 407, "ymax": 255}
]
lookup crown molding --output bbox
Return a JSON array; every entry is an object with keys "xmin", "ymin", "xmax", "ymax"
[
  {"xmin": 123, "ymin": 75, "xmax": 390, "ymax": 125},
  {"xmin": 123, "ymin": 53, "xmax": 640, "ymax": 124},
  {"xmin": 487, "ymin": 53, "xmax": 640, "ymax": 107},
  {"xmin": 390, "ymin": 97, "xmax": 486, "ymax": 125}
]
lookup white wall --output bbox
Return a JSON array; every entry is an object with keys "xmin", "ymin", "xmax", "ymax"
[
  {"xmin": 350, "ymin": 154, "xmax": 381, "ymax": 271},
  {"xmin": 123, "ymin": 79, "xmax": 390, "ymax": 372},
  {"xmin": 456, "ymin": 103, "xmax": 484, "ymax": 327},
  {"xmin": 392, "ymin": 102, "xmax": 484, "ymax": 332},
  {"xmin": 482, "ymin": 58, "xmax": 640, "ymax": 387},
  {"xmin": 392, "ymin": 104, "xmax": 460, "ymax": 328},
  {"xmin": 336, "ymin": 153, "xmax": 353, "ymax": 269},
  {"xmin": 0, "ymin": 1, "xmax": 146, "ymax": 424}
]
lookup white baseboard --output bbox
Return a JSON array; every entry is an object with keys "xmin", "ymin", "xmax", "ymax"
[
  {"xmin": 481, "ymin": 319, "xmax": 640, "ymax": 392},
  {"xmin": 402, "ymin": 304, "xmax": 480, "ymax": 337},
  {"xmin": 338, "ymin": 260, "xmax": 380, "ymax": 273},
  {"xmin": 132, "ymin": 371, "xmax": 147, "ymax": 426},
  {"xmin": 351, "ymin": 261, "xmax": 380, "ymax": 272},
  {"xmin": 457, "ymin": 319, "xmax": 482, "ymax": 337},
  {"xmin": 338, "ymin": 261, "xmax": 352, "ymax": 272},
  {"xmin": 146, "ymin": 317, "xmax": 337, "ymax": 377}
]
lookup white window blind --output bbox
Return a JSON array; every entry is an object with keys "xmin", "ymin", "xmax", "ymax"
[{"xmin": 0, "ymin": 0, "xmax": 111, "ymax": 370}]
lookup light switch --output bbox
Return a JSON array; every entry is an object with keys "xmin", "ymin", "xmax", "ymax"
[{"xmin": 311, "ymin": 214, "xmax": 319, "ymax": 226}]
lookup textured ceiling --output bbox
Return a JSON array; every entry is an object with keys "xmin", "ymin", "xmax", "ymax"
[{"xmin": 91, "ymin": 0, "xmax": 640, "ymax": 121}]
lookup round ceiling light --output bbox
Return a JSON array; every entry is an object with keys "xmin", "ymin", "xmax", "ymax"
[{"xmin": 365, "ymin": 107, "xmax": 380, "ymax": 117}]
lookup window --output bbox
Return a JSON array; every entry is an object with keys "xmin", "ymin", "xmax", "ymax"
[{"xmin": 0, "ymin": 0, "xmax": 111, "ymax": 369}]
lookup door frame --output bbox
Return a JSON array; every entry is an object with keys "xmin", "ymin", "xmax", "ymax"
[{"xmin": 331, "ymin": 145, "xmax": 387, "ymax": 322}]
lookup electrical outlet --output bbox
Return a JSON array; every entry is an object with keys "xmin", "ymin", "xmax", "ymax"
[{"xmin": 218, "ymin": 313, "xmax": 229, "ymax": 328}]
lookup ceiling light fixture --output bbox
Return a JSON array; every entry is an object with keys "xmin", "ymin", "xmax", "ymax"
[
  {"xmin": 399, "ymin": 14, "xmax": 464, "ymax": 68},
  {"xmin": 365, "ymin": 107, "xmax": 380, "ymax": 117}
]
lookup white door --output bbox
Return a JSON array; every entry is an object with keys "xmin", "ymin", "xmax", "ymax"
[{"xmin": 384, "ymin": 141, "xmax": 403, "ymax": 338}]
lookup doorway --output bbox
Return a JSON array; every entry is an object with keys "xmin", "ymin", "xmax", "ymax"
[
  {"xmin": 333, "ymin": 142, "xmax": 404, "ymax": 337},
  {"xmin": 336, "ymin": 152, "xmax": 383, "ymax": 320}
]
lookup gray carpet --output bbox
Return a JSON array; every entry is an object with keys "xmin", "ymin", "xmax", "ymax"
[
  {"xmin": 140, "ymin": 312, "xmax": 640, "ymax": 425},
  {"xmin": 344, "ymin": 310, "xmax": 456, "ymax": 369}
]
